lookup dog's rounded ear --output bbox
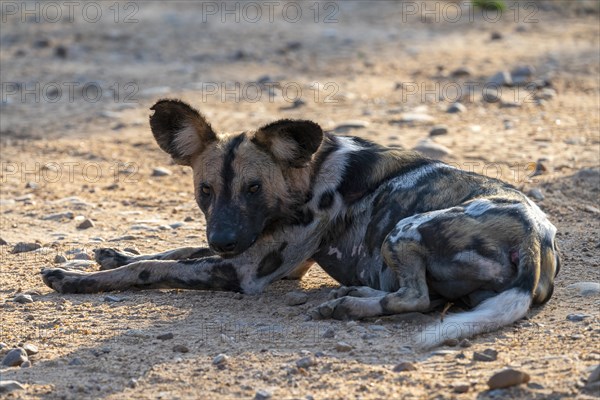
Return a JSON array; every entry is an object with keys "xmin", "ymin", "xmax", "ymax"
[
  {"xmin": 252, "ymin": 119, "xmax": 323, "ymax": 168},
  {"xmin": 149, "ymin": 99, "xmax": 217, "ymax": 166}
]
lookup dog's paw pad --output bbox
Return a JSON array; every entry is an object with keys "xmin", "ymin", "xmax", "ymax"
[
  {"xmin": 94, "ymin": 248, "xmax": 130, "ymax": 270},
  {"xmin": 40, "ymin": 268, "xmax": 90, "ymax": 294}
]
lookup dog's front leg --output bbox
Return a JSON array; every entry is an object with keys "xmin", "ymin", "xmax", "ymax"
[
  {"xmin": 41, "ymin": 257, "xmax": 249, "ymax": 294},
  {"xmin": 94, "ymin": 247, "xmax": 214, "ymax": 270}
]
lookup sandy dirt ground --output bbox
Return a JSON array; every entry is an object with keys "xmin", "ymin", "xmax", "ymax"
[{"xmin": 1, "ymin": 1, "xmax": 599, "ymax": 399}]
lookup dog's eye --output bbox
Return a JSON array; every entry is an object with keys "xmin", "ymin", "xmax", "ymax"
[
  {"xmin": 201, "ymin": 184, "xmax": 211, "ymax": 196},
  {"xmin": 248, "ymin": 184, "xmax": 260, "ymax": 194}
]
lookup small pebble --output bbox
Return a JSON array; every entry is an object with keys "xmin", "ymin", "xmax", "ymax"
[
  {"xmin": 585, "ymin": 365, "xmax": 600, "ymax": 390},
  {"xmin": 528, "ymin": 188, "xmax": 544, "ymax": 201},
  {"xmin": 255, "ymin": 389, "xmax": 272, "ymax": 400},
  {"xmin": 12, "ymin": 242, "xmax": 42, "ymax": 253},
  {"xmin": 473, "ymin": 348, "xmax": 498, "ymax": 362},
  {"xmin": 157, "ymin": 332, "xmax": 174, "ymax": 340},
  {"xmin": 14, "ymin": 294, "xmax": 33, "ymax": 304},
  {"xmin": 567, "ymin": 313, "xmax": 590, "ymax": 322},
  {"xmin": 172, "ymin": 344, "xmax": 189, "ymax": 353},
  {"xmin": 392, "ymin": 361, "xmax": 417, "ymax": 372},
  {"xmin": 128, "ymin": 378, "xmax": 138, "ymax": 388},
  {"xmin": 55, "ymin": 45, "xmax": 68, "ymax": 58},
  {"xmin": 535, "ymin": 88, "xmax": 556, "ymax": 100},
  {"xmin": 152, "ymin": 167, "xmax": 172, "ymax": 177},
  {"xmin": 395, "ymin": 113, "xmax": 434, "ymax": 124},
  {"xmin": 447, "ymin": 102, "xmax": 466, "ymax": 113},
  {"xmin": 296, "ymin": 356, "xmax": 317, "ymax": 369},
  {"xmin": 450, "ymin": 67, "xmax": 472, "ymax": 78},
  {"xmin": 413, "ymin": 139, "xmax": 452, "ymax": 159},
  {"xmin": 0, "ymin": 380, "xmax": 25, "ymax": 394},
  {"xmin": 567, "ymin": 282, "xmax": 600, "ymax": 297},
  {"xmin": 487, "ymin": 368, "xmax": 530, "ymax": 389},
  {"xmin": 69, "ymin": 358, "xmax": 84, "ymax": 366},
  {"xmin": 1, "ymin": 348, "xmax": 28, "ymax": 367},
  {"xmin": 0, "ymin": 238, "xmax": 7, "ymax": 245},
  {"xmin": 73, "ymin": 252, "xmax": 92, "ymax": 260},
  {"xmin": 77, "ymin": 219, "xmax": 95, "ymax": 230},
  {"xmin": 584, "ymin": 205, "xmax": 600, "ymax": 214},
  {"xmin": 459, "ymin": 339, "xmax": 472, "ymax": 348},
  {"xmin": 21, "ymin": 343, "xmax": 38, "ymax": 355},
  {"xmin": 488, "ymin": 71, "xmax": 512, "ymax": 86},
  {"xmin": 54, "ymin": 254, "xmax": 67, "ymax": 263},
  {"xmin": 332, "ymin": 120, "xmax": 369, "ymax": 133},
  {"xmin": 452, "ymin": 382, "xmax": 470, "ymax": 393},
  {"xmin": 285, "ymin": 291, "xmax": 308, "ymax": 306},
  {"xmin": 104, "ymin": 295, "xmax": 125, "ymax": 303},
  {"xmin": 490, "ymin": 31, "xmax": 503, "ymax": 40},
  {"xmin": 322, "ymin": 327, "xmax": 335, "ymax": 338},
  {"xmin": 335, "ymin": 341, "xmax": 352, "ymax": 352},
  {"xmin": 443, "ymin": 338, "xmax": 459, "ymax": 347},
  {"xmin": 184, "ymin": 216, "xmax": 195, "ymax": 222},
  {"xmin": 212, "ymin": 353, "xmax": 229, "ymax": 365},
  {"xmin": 20, "ymin": 360, "xmax": 32, "ymax": 368},
  {"xmin": 429, "ymin": 125, "xmax": 448, "ymax": 136},
  {"xmin": 570, "ymin": 334, "xmax": 583, "ymax": 340}
]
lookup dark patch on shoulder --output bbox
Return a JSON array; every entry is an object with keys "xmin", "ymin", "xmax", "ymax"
[
  {"xmin": 138, "ymin": 270, "xmax": 151, "ymax": 281},
  {"xmin": 337, "ymin": 149, "xmax": 432, "ymax": 204},
  {"xmin": 318, "ymin": 190, "xmax": 335, "ymax": 210},
  {"xmin": 256, "ymin": 243, "xmax": 288, "ymax": 278},
  {"xmin": 402, "ymin": 223, "xmax": 413, "ymax": 232}
]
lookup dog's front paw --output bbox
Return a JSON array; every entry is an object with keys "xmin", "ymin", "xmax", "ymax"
[
  {"xmin": 94, "ymin": 248, "xmax": 132, "ymax": 270},
  {"xmin": 41, "ymin": 268, "xmax": 96, "ymax": 294},
  {"xmin": 310, "ymin": 298, "xmax": 355, "ymax": 320}
]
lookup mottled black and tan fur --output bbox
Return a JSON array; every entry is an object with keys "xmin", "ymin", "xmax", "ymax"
[{"xmin": 42, "ymin": 99, "xmax": 560, "ymax": 347}]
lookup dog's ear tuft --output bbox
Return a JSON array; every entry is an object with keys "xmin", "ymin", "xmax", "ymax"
[
  {"xmin": 149, "ymin": 99, "xmax": 217, "ymax": 165},
  {"xmin": 252, "ymin": 119, "xmax": 323, "ymax": 168}
]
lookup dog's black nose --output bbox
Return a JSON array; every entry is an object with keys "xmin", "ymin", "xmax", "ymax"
[{"xmin": 209, "ymin": 232, "xmax": 238, "ymax": 254}]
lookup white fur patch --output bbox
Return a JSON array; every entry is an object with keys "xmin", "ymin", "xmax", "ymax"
[
  {"xmin": 391, "ymin": 163, "xmax": 455, "ymax": 190},
  {"xmin": 464, "ymin": 199, "xmax": 496, "ymax": 217},
  {"xmin": 389, "ymin": 209, "xmax": 449, "ymax": 243},
  {"xmin": 414, "ymin": 288, "xmax": 531, "ymax": 348},
  {"xmin": 173, "ymin": 125, "xmax": 201, "ymax": 156},
  {"xmin": 327, "ymin": 246, "xmax": 343, "ymax": 260},
  {"xmin": 270, "ymin": 136, "xmax": 298, "ymax": 162}
]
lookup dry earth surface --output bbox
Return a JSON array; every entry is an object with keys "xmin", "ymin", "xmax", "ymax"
[{"xmin": 1, "ymin": 2, "xmax": 599, "ymax": 399}]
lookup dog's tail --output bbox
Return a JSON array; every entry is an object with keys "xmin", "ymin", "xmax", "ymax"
[{"xmin": 414, "ymin": 237, "xmax": 543, "ymax": 349}]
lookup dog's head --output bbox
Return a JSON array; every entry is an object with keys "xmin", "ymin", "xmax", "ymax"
[{"xmin": 149, "ymin": 99, "xmax": 323, "ymax": 256}]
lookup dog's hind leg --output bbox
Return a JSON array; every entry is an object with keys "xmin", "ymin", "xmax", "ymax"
[
  {"xmin": 94, "ymin": 247, "xmax": 214, "ymax": 270},
  {"xmin": 311, "ymin": 238, "xmax": 430, "ymax": 320}
]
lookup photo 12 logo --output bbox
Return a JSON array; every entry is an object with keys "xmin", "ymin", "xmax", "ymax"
[
  {"xmin": 1, "ymin": 82, "xmax": 138, "ymax": 104},
  {"xmin": 197, "ymin": 81, "xmax": 340, "ymax": 104},
  {"xmin": 1, "ymin": 1, "xmax": 140, "ymax": 24},
  {"xmin": 199, "ymin": 1, "xmax": 339, "ymax": 23}
]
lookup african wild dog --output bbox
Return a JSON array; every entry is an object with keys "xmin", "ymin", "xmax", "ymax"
[{"xmin": 42, "ymin": 99, "xmax": 560, "ymax": 347}]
